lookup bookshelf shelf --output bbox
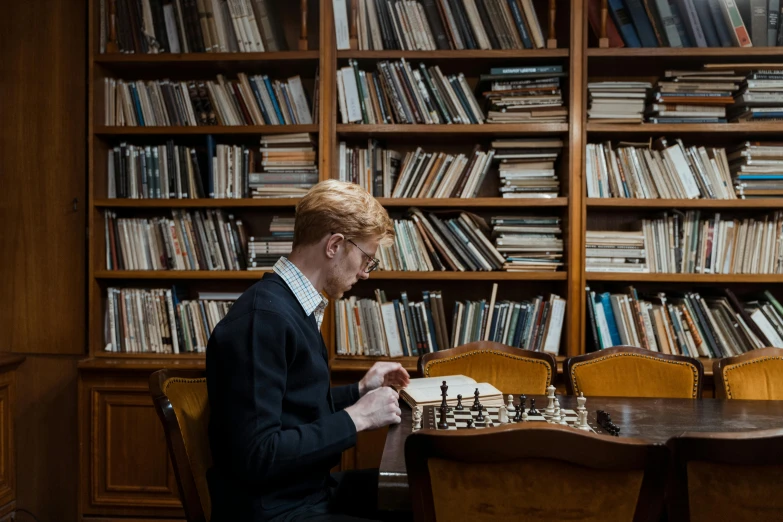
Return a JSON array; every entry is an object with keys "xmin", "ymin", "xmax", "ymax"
[
  {"xmin": 330, "ymin": 356, "xmax": 419, "ymax": 373},
  {"xmin": 94, "ymin": 125, "xmax": 319, "ymax": 136},
  {"xmin": 94, "ymin": 271, "xmax": 568, "ymax": 281},
  {"xmin": 586, "ymin": 123, "xmax": 783, "ymax": 134},
  {"xmin": 587, "ymin": 48, "xmax": 783, "ymax": 58},
  {"xmin": 375, "ymin": 197, "xmax": 568, "ymax": 208},
  {"xmin": 336, "ymin": 124, "xmax": 569, "ymax": 136},
  {"xmin": 337, "ymin": 49, "xmax": 569, "ymax": 60},
  {"xmin": 94, "ymin": 198, "xmax": 302, "ymax": 208},
  {"xmin": 95, "ymin": 51, "xmax": 320, "ymax": 63},
  {"xmin": 586, "ymin": 199, "xmax": 783, "ymax": 209},
  {"xmin": 586, "ymin": 273, "xmax": 783, "ymax": 284}
]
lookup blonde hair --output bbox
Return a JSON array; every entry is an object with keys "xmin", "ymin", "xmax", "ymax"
[{"xmin": 293, "ymin": 180, "xmax": 394, "ymax": 248}]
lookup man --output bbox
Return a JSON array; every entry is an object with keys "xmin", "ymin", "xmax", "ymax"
[{"xmin": 206, "ymin": 180, "xmax": 410, "ymax": 522}]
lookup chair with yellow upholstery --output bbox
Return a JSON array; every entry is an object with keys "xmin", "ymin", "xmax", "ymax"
[
  {"xmin": 713, "ymin": 347, "xmax": 783, "ymax": 400},
  {"xmin": 150, "ymin": 369, "xmax": 211, "ymax": 522},
  {"xmin": 564, "ymin": 346, "xmax": 703, "ymax": 399},
  {"xmin": 405, "ymin": 423, "xmax": 669, "ymax": 522},
  {"xmin": 417, "ymin": 341, "xmax": 557, "ymax": 395},
  {"xmin": 666, "ymin": 428, "xmax": 783, "ymax": 522}
]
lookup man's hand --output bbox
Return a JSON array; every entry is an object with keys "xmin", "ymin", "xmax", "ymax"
[
  {"xmin": 358, "ymin": 362, "xmax": 410, "ymax": 396},
  {"xmin": 345, "ymin": 387, "xmax": 402, "ymax": 432}
]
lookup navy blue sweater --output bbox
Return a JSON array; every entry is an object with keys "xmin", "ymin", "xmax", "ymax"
[{"xmin": 206, "ymin": 272, "xmax": 360, "ymax": 521}]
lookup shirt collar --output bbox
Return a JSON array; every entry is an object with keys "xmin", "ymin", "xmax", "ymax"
[{"xmin": 272, "ymin": 256, "xmax": 328, "ymax": 317}]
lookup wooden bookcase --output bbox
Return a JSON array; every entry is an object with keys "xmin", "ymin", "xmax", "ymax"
[{"xmin": 78, "ymin": 0, "xmax": 783, "ymax": 520}]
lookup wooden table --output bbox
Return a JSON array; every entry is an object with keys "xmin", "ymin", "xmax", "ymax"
[{"xmin": 378, "ymin": 395, "xmax": 783, "ymax": 512}]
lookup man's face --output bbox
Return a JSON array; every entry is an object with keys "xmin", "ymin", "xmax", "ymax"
[{"xmin": 324, "ymin": 236, "xmax": 380, "ymax": 300}]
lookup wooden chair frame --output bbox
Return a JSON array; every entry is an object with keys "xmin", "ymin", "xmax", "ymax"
[
  {"xmin": 563, "ymin": 345, "xmax": 704, "ymax": 398},
  {"xmin": 405, "ymin": 423, "xmax": 669, "ymax": 522},
  {"xmin": 149, "ymin": 368, "xmax": 209, "ymax": 522},
  {"xmin": 417, "ymin": 341, "xmax": 557, "ymax": 386},
  {"xmin": 713, "ymin": 347, "xmax": 783, "ymax": 399},
  {"xmin": 666, "ymin": 428, "xmax": 783, "ymax": 522}
]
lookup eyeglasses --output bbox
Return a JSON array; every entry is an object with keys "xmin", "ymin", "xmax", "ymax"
[{"xmin": 347, "ymin": 239, "xmax": 380, "ymax": 273}]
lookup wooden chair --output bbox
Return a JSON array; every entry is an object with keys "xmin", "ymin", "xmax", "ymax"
[
  {"xmin": 405, "ymin": 423, "xmax": 669, "ymax": 522},
  {"xmin": 418, "ymin": 341, "xmax": 557, "ymax": 395},
  {"xmin": 564, "ymin": 346, "xmax": 703, "ymax": 398},
  {"xmin": 150, "ymin": 369, "xmax": 211, "ymax": 522},
  {"xmin": 666, "ymin": 428, "xmax": 783, "ymax": 522},
  {"xmin": 713, "ymin": 347, "xmax": 783, "ymax": 400}
]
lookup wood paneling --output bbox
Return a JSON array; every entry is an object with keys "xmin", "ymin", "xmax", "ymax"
[
  {"xmin": 80, "ymin": 370, "xmax": 185, "ymax": 519},
  {"xmin": 0, "ymin": 0, "xmax": 86, "ymax": 355}
]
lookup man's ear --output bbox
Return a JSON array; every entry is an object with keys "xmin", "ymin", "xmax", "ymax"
[{"xmin": 324, "ymin": 233, "xmax": 343, "ymax": 260}]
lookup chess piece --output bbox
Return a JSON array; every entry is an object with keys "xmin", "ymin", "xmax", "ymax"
[
  {"xmin": 497, "ymin": 404, "xmax": 507, "ymax": 424},
  {"xmin": 553, "ymin": 396, "xmax": 561, "ymax": 418},
  {"xmin": 528, "ymin": 398, "xmax": 539, "ymax": 416},
  {"xmin": 440, "ymin": 381, "xmax": 449, "ymax": 411},
  {"xmin": 513, "ymin": 405, "xmax": 522, "ymax": 422},
  {"xmin": 521, "ymin": 407, "xmax": 528, "ymax": 421},
  {"xmin": 545, "ymin": 384, "xmax": 556, "ymax": 414},
  {"xmin": 413, "ymin": 407, "xmax": 422, "ymax": 430},
  {"xmin": 577, "ymin": 410, "xmax": 591, "ymax": 431},
  {"xmin": 577, "ymin": 392, "xmax": 587, "ymax": 414},
  {"xmin": 455, "ymin": 394, "xmax": 464, "ymax": 411},
  {"xmin": 557, "ymin": 400, "xmax": 568, "ymax": 425},
  {"xmin": 437, "ymin": 406, "xmax": 449, "ymax": 430},
  {"xmin": 466, "ymin": 418, "xmax": 475, "ymax": 429},
  {"xmin": 506, "ymin": 394, "xmax": 515, "ymax": 414},
  {"xmin": 472, "ymin": 388, "xmax": 481, "ymax": 411},
  {"xmin": 518, "ymin": 394, "xmax": 526, "ymax": 413},
  {"xmin": 476, "ymin": 405, "xmax": 485, "ymax": 422}
]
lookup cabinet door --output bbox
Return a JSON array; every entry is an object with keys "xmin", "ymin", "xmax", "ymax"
[{"xmin": 80, "ymin": 373, "xmax": 184, "ymax": 518}]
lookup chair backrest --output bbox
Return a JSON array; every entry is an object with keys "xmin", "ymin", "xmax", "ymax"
[
  {"xmin": 405, "ymin": 423, "xmax": 668, "ymax": 522},
  {"xmin": 150, "ymin": 369, "xmax": 211, "ymax": 522},
  {"xmin": 666, "ymin": 428, "xmax": 783, "ymax": 522},
  {"xmin": 418, "ymin": 341, "xmax": 556, "ymax": 395},
  {"xmin": 564, "ymin": 346, "xmax": 703, "ymax": 398},
  {"xmin": 713, "ymin": 347, "xmax": 783, "ymax": 399}
]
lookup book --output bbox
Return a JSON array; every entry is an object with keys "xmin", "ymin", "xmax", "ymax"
[{"xmin": 399, "ymin": 374, "xmax": 504, "ymax": 409}]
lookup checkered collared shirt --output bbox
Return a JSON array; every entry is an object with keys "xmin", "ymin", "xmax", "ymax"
[{"xmin": 273, "ymin": 256, "xmax": 328, "ymax": 330}]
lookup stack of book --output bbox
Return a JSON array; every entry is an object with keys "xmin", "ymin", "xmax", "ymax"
[
  {"xmin": 730, "ymin": 68, "xmax": 783, "ymax": 122},
  {"xmin": 585, "ymin": 287, "xmax": 783, "ymax": 360},
  {"xmin": 377, "ymin": 208, "xmax": 505, "ymax": 272},
  {"xmin": 481, "ymin": 66, "xmax": 567, "ymax": 124},
  {"xmin": 247, "ymin": 216, "xmax": 294, "ymax": 270},
  {"xmin": 99, "ymin": 0, "xmax": 289, "ymax": 53},
  {"xmin": 342, "ymin": 0, "xmax": 547, "ymax": 51},
  {"xmin": 337, "ymin": 59, "xmax": 484, "ymax": 124},
  {"xmin": 104, "ymin": 287, "xmax": 235, "ymax": 354},
  {"xmin": 335, "ymin": 288, "xmax": 449, "ymax": 357},
  {"xmin": 586, "ymin": 137, "xmax": 735, "ymax": 199},
  {"xmin": 642, "ymin": 210, "xmax": 783, "ymax": 274},
  {"xmin": 729, "ymin": 141, "xmax": 783, "ymax": 198},
  {"xmin": 646, "ymin": 69, "xmax": 740, "ymax": 123},
  {"xmin": 585, "ymin": 230, "xmax": 648, "ymax": 272},
  {"xmin": 492, "ymin": 137, "xmax": 562, "ymax": 198},
  {"xmin": 399, "ymin": 376, "xmax": 504, "ymax": 411},
  {"xmin": 104, "ymin": 209, "xmax": 248, "ymax": 271},
  {"xmin": 104, "ymin": 73, "xmax": 313, "ymax": 126},
  {"xmin": 587, "ymin": 81, "xmax": 652, "ymax": 123},
  {"xmin": 490, "ymin": 215, "xmax": 563, "ymax": 272},
  {"xmin": 251, "ymin": 133, "xmax": 318, "ymax": 198}
]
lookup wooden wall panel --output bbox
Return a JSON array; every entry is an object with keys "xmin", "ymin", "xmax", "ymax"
[{"xmin": 0, "ymin": 0, "xmax": 87, "ymax": 355}]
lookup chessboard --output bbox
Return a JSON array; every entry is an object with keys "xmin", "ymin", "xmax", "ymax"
[{"xmin": 420, "ymin": 405, "xmax": 598, "ymax": 433}]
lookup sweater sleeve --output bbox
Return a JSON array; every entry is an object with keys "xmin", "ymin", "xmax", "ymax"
[
  {"xmin": 331, "ymin": 383, "xmax": 360, "ymax": 411},
  {"xmin": 215, "ymin": 310, "xmax": 357, "ymax": 483}
]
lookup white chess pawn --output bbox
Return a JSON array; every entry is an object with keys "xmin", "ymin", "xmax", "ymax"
[
  {"xmin": 507, "ymin": 394, "xmax": 516, "ymax": 414},
  {"xmin": 558, "ymin": 400, "xmax": 568, "ymax": 425},
  {"xmin": 553, "ymin": 397, "xmax": 561, "ymax": 418},
  {"xmin": 577, "ymin": 392, "xmax": 587, "ymax": 414},
  {"xmin": 545, "ymin": 385, "xmax": 556, "ymax": 414},
  {"xmin": 413, "ymin": 407, "xmax": 422, "ymax": 430},
  {"xmin": 521, "ymin": 407, "xmax": 528, "ymax": 422}
]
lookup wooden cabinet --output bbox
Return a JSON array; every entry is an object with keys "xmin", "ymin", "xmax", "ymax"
[{"xmin": 78, "ymin": 360, "xmax": 203, "ymax": 520}]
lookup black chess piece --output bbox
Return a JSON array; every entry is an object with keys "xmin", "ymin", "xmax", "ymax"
[
  {"xmin": 476, "ymin": 406, "xmax": 485, "ymax": 422},
  {"xmin": 528, "ymin": 398, "xmax": 539, "ymax": 416},
  {"xmin": 440, "ymin": 381, "xmax": 448, "ymax": 411},
  {"xmin": 471, "ymin": 388, "xmax": 481, "ymax": 411},
  {"xmin": 466, "ymin": 418, "xmax": 475, "ymax": 429},
  {"xmin": 513, "ymin": 405, "xmax": 522, "ymax": 422},
  {"xmin": 437, "ymin": 406, "xmax": 449, "ymax": 429},
  {"xmin": 518, "ymin": 394, "xmax": 526, "ymax": 412},
  {"xmin": 455, "ymin": 394, "xmax": 463, "ymax": 411}
]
